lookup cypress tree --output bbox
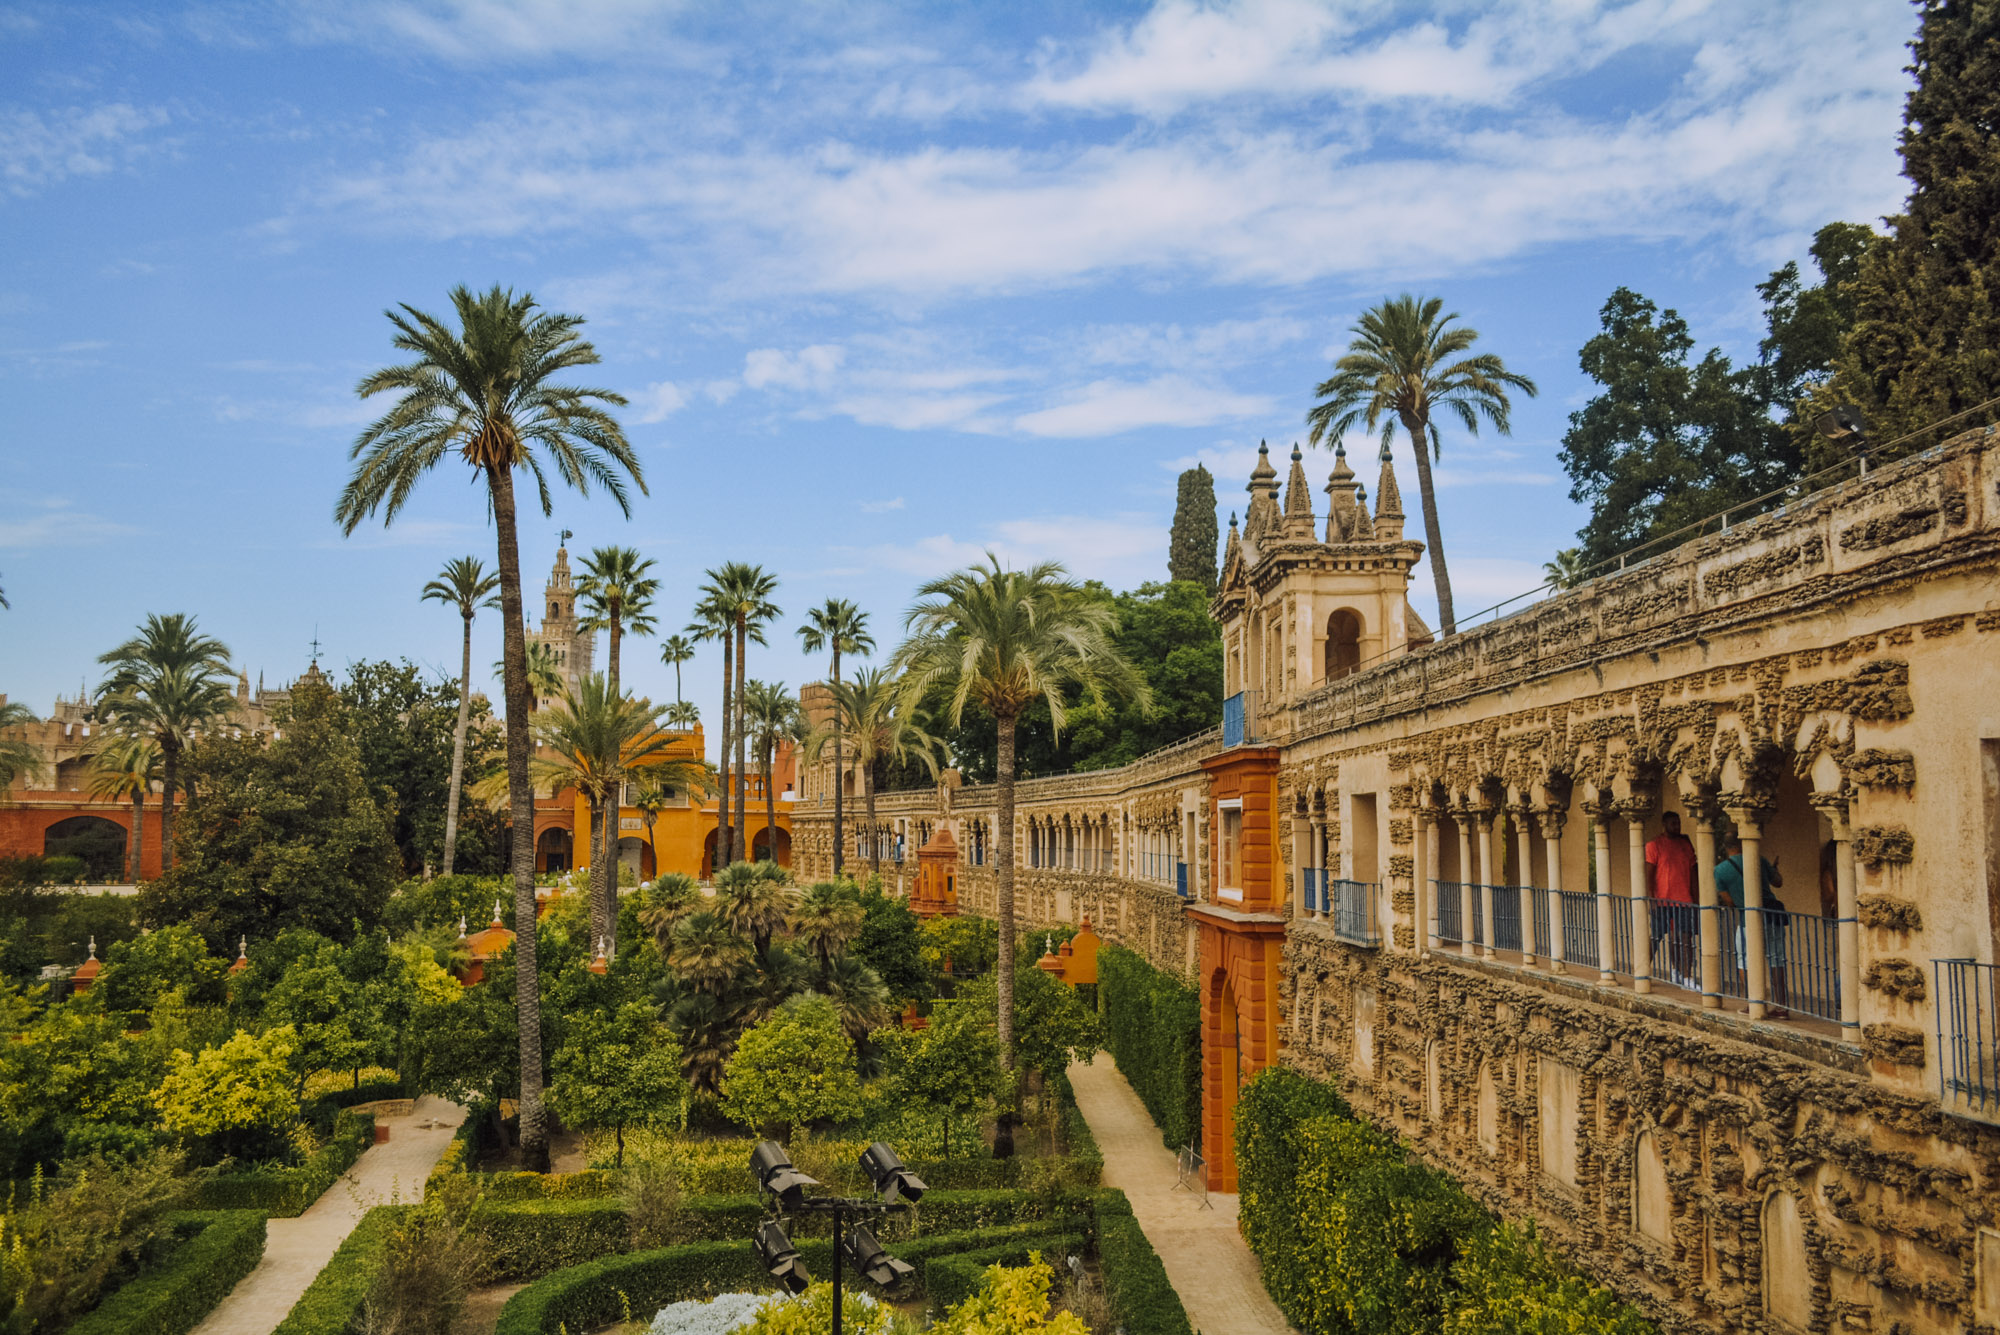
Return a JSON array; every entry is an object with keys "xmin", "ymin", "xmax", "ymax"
[
  {"xmin": 1827, "ymin": 0, "xmax": 2000, "ymax": 461},
  {"xmin": 1168, "ymin": 465, "xmax": 1219, "ymax": 593}
]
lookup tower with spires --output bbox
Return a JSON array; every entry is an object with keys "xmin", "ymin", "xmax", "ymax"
[
  {"xmin": 525, "ymin": 542, "xmax": 596, "ymax": 701},
  {"xmin": 1211, "ymin": 440, "xmax": 1429, "ymax": 712}
]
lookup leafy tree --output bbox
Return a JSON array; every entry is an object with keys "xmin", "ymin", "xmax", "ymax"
[
  {"xmin": 84, "ymin": 737, "xmax": 160, "ymax": 884},
  {"xmin": 421, "ymin": 557, "xmax": 500, "ymax": 877},
  {"xmin": 140, "ymin": 675, "xmax": 398, "ymax": 947},
  {"xmin": 960, "ymin": 966, "xmax": 1098, "ymax": 1088},
  {"xmin": 95, "ymin": 613, "xmax": 234, "ymax": 869},
  {"xmin": 1307, "ymin": 296, "xmax": 1537, "ymax": 635},
  {"xmin": 0, "ymin": 700, "xmax": 39, "ymax": 790},
  {"xmin": 1756, "ymin": 222, "xmax": 1880, "ymax": 428},
  {"xmin": 261, "ymin": 938, "xmax": 401, "ymax": 1092},
  {"xmin": 792, "ymin": 881, "xmax": 864, "ymax": 979},
  {"xmin": 1168, "ymin": 464, "xmax": 1219, "ymax": 592},
  {"xmin": 893, "ymin": 556, "xmax": 1148, "ymax": 1068},
  {"xmin": 712, "ymin": 861, "xmax": 790, "ymax": 965},
  {"xmin": 920, "ymin": 914, "xmax": 998, "ymax": 979},
  {"xmin": 338, "ymin": 283, "xmax": 644, "ymax": 1173},
  {"xmin": 806, "ymin": 668, "xmax": 939, "ymax": 874},
  {"xmin": 1542, "ymin": 549, "xmax": 1590, "ymax": 591},
  {"xmin": 852, "ymin": 885, "xmax": 928, "ymax": 1005},
  {"xmin": 721, "ymin": 994, "xmax": 863, "ymax": 1140},
  {"xmin": 344, "ymin": 658, "xmax": 506, "ymax": 877},
  {"xmin": 875, "ymin": 1001, "xmax": 1000, "ymax": 1157},
  {"xmin": 669, "ymin": 910, "xmax": 752, "ymax": 995},
  {"xmin": 547, "ymin": 1002, "xmax": 686, "ymax": 1167},
  {"xmin": 0, "ymin": 1149, "xmax": 193, "ymax": 1333},
  {"xmin": 797, "ymin": 598, "xmax": 875, "ymax": 877},
  {"xmin": 93, "ymin": 923, "xmax": 226, "ymax": 1014},
  {"xmin": 154, "ymin": 1027, "xmax": 302, "ymax": 1161},
  {"xmin": 405, "ymin": 956, "xmax": 522, "ymax": 1116},
  {"xmin": 637, "ymin": 873, "xmax": 700, "ymax": 950},
  {"xmin": 1828, "ymin": 2, "xmax": 2000, "ymax": 457},
  {"xmin": 1061, "ymin": 582, "xmax": 1221, "ymax": 771}
]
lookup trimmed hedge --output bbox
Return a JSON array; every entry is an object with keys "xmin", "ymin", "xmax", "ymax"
[
  {"xmin": 1094, "ymin": 1192, "xmax": 1195, "ymax": 1335},
  {"xmin": 271, "ymin": 1204, "xmax": 407, "ymax": 1335},
  {"xmin": 922, "ymin": 1231, "xmax": 1084, "ymax": 1312},
  {"xmin": 1098, "ymin": 945, "xmax": 1202, "ymax": 1150},
  {"xmin": 1236, "ymin": 1068, "xmax": 1655, "ymax": 1335},
  {"xmin": 69, "ymin": 1210, "xmax": 267, "ymax": 1335},
  {"xmin": 191, "ymin": 1110, "xmax": 376, "ymax": 1216}
]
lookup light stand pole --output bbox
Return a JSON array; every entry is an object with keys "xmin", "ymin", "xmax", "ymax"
[{"xmin": 749, "ymin": 1141, "xmax": 924, "ymax": 1335}]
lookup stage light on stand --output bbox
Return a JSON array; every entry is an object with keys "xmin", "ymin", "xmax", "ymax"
[
  {"xmin": 754, "ymin": 1220, "xmax": 810, "ymax": 1294},
  {"xmin": 858, "ymin": 1142, "xmax": 927, "ymax": 1204},
  {"xmin": 750, "ymin": 1140, "xmax": 820, "ymax": 1212},
  {"xmin": 843, "ymin": 1224, "xmax": 914, "ymax": 1286}
]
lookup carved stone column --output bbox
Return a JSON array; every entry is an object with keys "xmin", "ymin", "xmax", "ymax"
[
  {"xmin": 1291, "ymin": 810, "xmax": 1313, "ymax": 918},
  {"xmin": 1727, "ymin": 805, "xmax": 1773, "ymax": 1019},
  {"xmin": 1812, "ymin": 792, "xmax": 1861, "ymax": 1037},
  {"xmin": 1510, "ymin": 801, "xmax": 1537, "ymax": 966},
  {"xmin": 1686, "ymin": 793, "xmax": 1723, "ymax": 1009},
  {"xmin": 1620, "ymin": 794, "xmax": 1658, "ymax": 995},
  {"xmin": 1416, "ymin": 806, "xmax": 1435, "ymax": 953},
  {"xmin": 1536, "ymin": 805, "xmax": 1568, "ymax": 971},
  {"xmin": 1473, "ymin": 808, "xmax": 1498, "ymax": 957},
  {"xmin": 1455, "ymin": 808, "xmax": 1476, "ymax": 959},
  {"xmin": 1584, "ymin": 797, "xmax": 1617, "ymax": 985},
  {"xmin": 1311, "ymin": 814, "xmax": 1329, "ymax": 918}
]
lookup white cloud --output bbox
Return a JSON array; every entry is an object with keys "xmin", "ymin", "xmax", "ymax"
[
  {"xmin": 634, "ymin": 379, "xmax": 687, "ymax": 423},
  {"xmin": 743, "ymin": 344, "xmax": 845, "ymax": 392},
  {"xmin": 859, "ymin": 496, "xmax": 905, "ymax": 513},
  {"xmin": 0, "ymin": 504, "xmax": 137, "ymax": 549},
  {"xmin": 1014, "ymin": 375, "xmax": 1270, "ymax": 438},
  {"xmin": 850, "ymin": 512, "xmax": 1163, "ymax": 584},
  {"xmin": 288, "ymin": 0, "xmax": 697, "ymax": 62},
  {"xmin": 0, "ymin": 103, "xmax": 167, "ymax": 197}
]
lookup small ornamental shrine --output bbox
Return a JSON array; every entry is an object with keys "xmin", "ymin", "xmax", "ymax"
[
  {"xmin": 458, "ymin": 902, "xmax": 517, "ymax": 986},
  {"xmin": 910, "ymin": 825, "xmax": 960, "ymax": 918},
  {"xmin": 229, "ymin": 937, "xmax": 250, "ymax": 976},
  {"xmin": 70, "ymin": 937, "xmax": 100, "ymax": 997},
  {"xmin": 1034, "ymin": 917, "xmax": 1101, "ymax": 987}
]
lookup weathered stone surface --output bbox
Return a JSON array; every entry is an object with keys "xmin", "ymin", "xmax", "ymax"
[
  {"xmin": 1857, "ymin": 894, "xmax": 1924, "ymax": 932},
  {"xmin": 1863, "ymin": 958, "xmax": 1928, "ymax": 1003},
  {"xmin": 1854, "ymin": 826, "xmax": 1916, "ymax": 868},
  {"xmin": 1843, "ymin": 748, "xmax": 1916, "ymax": 788}
]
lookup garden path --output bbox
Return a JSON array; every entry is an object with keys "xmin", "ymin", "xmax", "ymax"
[
  {"xmin": 1065, "ymin": 1055, "xmax": 1293, "ymax": 1335},
  {"xmin": 193, "ymin": 1096, "xmax": 468, "ymax": 1335}
]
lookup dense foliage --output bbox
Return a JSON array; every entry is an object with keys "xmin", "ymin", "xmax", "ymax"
[
  {"xmin": 1096, "ymin": 946, "xmax": 1200, "ymax": 1151},
  {"xmin": 1168, "ymin": 465, "xmax": 1219, "ymax": 592},
  {"xmin": 1236, "ymin": 1068, "xmax": 1654, "ymax": 1335}
]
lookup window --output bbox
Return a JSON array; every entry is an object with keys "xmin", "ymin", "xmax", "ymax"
[
  {"xmin": 1325, "ymin": 609, "xmax": 1362, "ymax": 680},
  {"xmin": 1220, "ymin": 802, "xmax": 1243, "ymax": 895}
]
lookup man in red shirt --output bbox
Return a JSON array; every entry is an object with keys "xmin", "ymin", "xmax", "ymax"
[{"xmin": 1644, "ymin": 811, "xmax": 1699, "ymax": 987}]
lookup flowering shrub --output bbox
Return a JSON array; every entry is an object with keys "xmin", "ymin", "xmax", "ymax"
[
  {"xmin": 930, "ymin": 1254, "xmax": 1087, "ymax": 1335},
  {"xmin": 645, "ymin": 1290, "xmax": 767, "ymax": 1335},
  {"xmin": 727, "ymin": 1284, "xmax": 889, "ymax": 1335}
]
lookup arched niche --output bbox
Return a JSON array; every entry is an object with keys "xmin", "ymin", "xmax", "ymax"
[
  {"xmin": 1633, "ymin": 1128, "xmax": 1670, "ymax": 1242},
  {"xmin": 1538, "ymin": 1058, "xmax": 1580, "ymax": 1188},
  {"xmin": 1424, "ymin": 1040, "xmax": 1444, "ymax": 1121},
  {"xmin": 1762, "ymin": 1191, "xmax": 1813, "ymax": 1332},
  {"xmin": 1351, "ymin": 986, "xmax": 1377, "ymax": 1077},
  {"xmin": 1325, "ymin": 608, "xmax": 1363, "ymax": 681},
  {"xmin": 1476, "ymin": 1061, "xmax": 1500, "ymax": 1154}
]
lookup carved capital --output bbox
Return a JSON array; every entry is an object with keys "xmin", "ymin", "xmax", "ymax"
[
  {"xmin": 1808, "ymin": 791, "xmax": 1853, "ymax": 840},
  {"xmin": 1533, "ymin": 806, "xmax": 1569, "ymax": 840}
]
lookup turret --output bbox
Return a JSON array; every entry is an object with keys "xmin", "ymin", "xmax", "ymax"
[
  {"xmin": 1281, "ymin": 444, "xmax": 1316, "ymax": 539},
  {"xmin": 1243, "ymin": 442, "xmax": 1281, "ymax": 546},
  {"xmin": 1374, "ymin": 441, "xmax": 1406, "ymax": 542}
]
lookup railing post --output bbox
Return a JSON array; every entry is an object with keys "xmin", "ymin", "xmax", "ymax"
[
  {"xmin": 1456, "ymin": 812, "xmax": 1477, "ymax": 961},
  {"xmin": 1732, "ymin": 809, "xmax": 1771, "ymax": 1020},
  {"xmin": 1537, "ymin": 806, "xmax": 1567, "ymax": 973},
  {"xmin": 1691, "ymin": 801, "xmax": 1721, "ymax": 1009},
  {"xmin": 1475, "ymin": 809, "xmax": 1497, "ymax": 959},
  {"xmin": 1815, "ymin": 796, "xmax": 1862, "ymax": 1038},
  {"xmin": 1587, "ymin": 800, "xmax": 1617, "ymax": 985},
  {"xmin": 1421, "ymin": 810, "xmax": 1440, "ymax": 952},
  {"xmin": 1511, "ymin": 802, "xmax": 1537, "ymax": 966},
  {"xmin": 1622, "ymin": 799, "xmax": 1655, "ymax": 995}
]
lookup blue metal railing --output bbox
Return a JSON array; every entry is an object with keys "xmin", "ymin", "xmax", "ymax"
[
  {"xmin": 1716, "ymin": 904, "xmax": 1749, "ymax": 1002},
  {"xmin": 1221, "ymin": 690, "xmax": 1261, "ymax": 747},
  {"xmin": 1491, "ymin": 884, "xmax": 1522, "ymax": 953},
  {"xmin": 1556, "ymin": 889, "xmax": 1599, "ymax": 970},
  {"xmin": 1935, "ymin": 958, "xmax": 1999, "ymax": 1122},
  {"xmin": 1767, "ymin": 908, "xmax": 1840, "ymax": 1022},
  {"xmin": 1332, "ymin": 879, "xmax": 1381, "ymax": 947},
  {"xmin": 1647, "ymin": 900, "xmax": 1701, "ymax": 990},
  {"xmin": 1435, "ymin": 881, "xmax": 1466, "ymax": 946},
  {"xmin": 1176, "ymin": 862, "xmax": 1188, "ymax": 898}
]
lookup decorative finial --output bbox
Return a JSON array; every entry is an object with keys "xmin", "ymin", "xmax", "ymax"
[
  {"xmin": 87, "ymin": 936, "xmax": 97, "ymax": 960},
  {"xmin": 1380, "ymin": 439, "xmax": 1393, "ymax": 462},
  {"xmin": 1228, "ymin": 511, "xmax": 1238, "ymax": 527},
  {"xmin": 1291, "ymin": 443, "xmax": 1302, "ymax": 461},
  {"xmin": 559, "ymin": 528, "xmax": 573, "ymax": 548},
  {"xmin": 492, "ymin": 899, "xmax": 504, "ymax": 925},
  {"xmin": 458, "ymin": 915, "xmax": 469, "ymax": 937},
  {"xmin": 1258, "ymin": 440, "xmax": 1269, "ymax": 454},
  {"xmin": 237, "ymin": 936, "xmax": 248, "ymax": 959}
]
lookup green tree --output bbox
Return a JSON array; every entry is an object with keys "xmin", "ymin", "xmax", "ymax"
[
  {"xmin": 140, "ymin": 676, "xmax": 399, "ymax": 946},
  {"xmin": 1306, "ymin": 296, "xmax": 1538, "ymax": 635},
  {"xmin": 261, "ymin": 939, "xmax": 400, "ymax": 1092},
  {"xmin": 421, "ymin": 556, "xmax": 501, "ymax": 878},
  {"xmin": 743, "ymin": 679, "xmax": 802, "ymax": 864},
  {"xmin": 1060, "ymin": 581, "xmax": 1221, "ymax": 771},
  {"xmin": 852, "ymin": 885, "xmax": 928, "ymax": 1005},
  {"xmin": 686, "ymin": 589, "xmax": 738, "ymax": 868},
  {"xmin": 797, "ymin": 598, "xmax": 875, "ymax": 878},
  {"xmin": 1542, "ymin": 549, "xmax": 1590, "ymax": 591},
  {"xmin": 700, "ymin": 564, "xmax": 781, "ymax": 869},
  {"xmin": 637, "ymin": 872, "xmax": 700, "ymax": 950},
  {"xmin": 577, "ymin": 545, "xmax": 661, "ymax": 906},
  {"xmin": 154, "ymin": 1027, "xmax": 302, "ymax": 1160},
  {"xmin": 1828, "ymin": 2, "xmax": 2000, "ymax": 456},
  {"xmin": 668, "ymin": 910, "xmax": 752, "ymax": 996},
  {"xmin": 711, "ymin": 861, "xmax": 790, "ymax": 965},
  {"xmin": 658, "ymin": 634, "xmax": 697, "ymax": 706},
  {"xmin": 791, "ymin": 881, "xmax": 864, "ymax": 980},
  {"xmin": 95, "ymin": 613, "xmax": 234, "ymax": 870},
  {"xmin": 548, "ymin": 1002, "xmax": 685, "ymax": 1167},
  {"xmin": 875, "ymin": 1001, "xmax": 1000, "ymax": 1157},
  {"xmin": 721, "ymin": 994, "xmax": 862, "ymax": 1140},
  {"xmin": 344, "ymin": 658, "xmax": 504, "ymax": 877},
  {"xmin": 807, "ymin": 668, "xmax": 940, "ymax": 875},
  {"xmin": 405, "ymin": 955, "xmax": 522, "ymax": 1123},
  {"xmin": 892, "ymin": 556, "xmax": 1149, "ymax": 1068},
  {"xmin": 93, "ymin": 923, "xmax": 226, "ymax": 1014},
  {"xmin": 961, "ymin": 965, "xmax": 1098, "ymax": 1088},
  {"xmin": 338, "ymin": 284, "xmax": 643, "ymax": 1173},
  {"xmin": 0, "ymin": 700, "xmax": 42, "ymax": 791},
  {"xmin": 84, "ymin": 737, "xmax": 161, "ymax": 884},
  {"xmin": 1168, "ymin": 464, "xmax": 1219, "ymax": 592}
]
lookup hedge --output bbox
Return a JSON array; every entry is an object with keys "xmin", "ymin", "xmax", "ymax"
[
  {"xmin": 627, "ymin": 1138, "xmax": 1090, "ymax": 1195},
  {"xmin": 1093, "ymin": 1191, "xmax": 1195, "ymax": 1335},
  {"xmin": 271, "ymin": 1204, "xmax": 407, "ymax": 1335},
  {"xmin": 1235, "ymin": 1068, "xmax": 1655, "ymax": 1335},
  {"xmin": 922, "ymin": 1231, "xmax": 1085, "ymax": 1313},
  {"xmin": 69, "ymin": 1210, "xmax": 267, "ymax": 1335},
  {"xmin": 191, "ymin": 1109, "xmax": 376, "ymax": 1216},
  {"xmin": 1098, "ymin": 946, "xmax": 1202, "ymax": 1151}
]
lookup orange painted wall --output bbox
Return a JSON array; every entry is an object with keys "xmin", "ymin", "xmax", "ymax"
[
  {"xmin": 1202, "ymin": 747, "xmax": 1281, "ymax": 911},
  {"xmin": 0, "ymin": 793, "xmax": 166, "ymax": 879}
]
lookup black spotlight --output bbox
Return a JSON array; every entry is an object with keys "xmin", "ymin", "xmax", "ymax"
[
  {"xmin": 858, "ymin": 1141, "xmax": 927, "ymax": 1204},
  {"xmin": 754, "ymin": 1219, "xmax": 811, "ymax": 1294},
  {"xmin": 843, "ymin": 1223, "xmax": 915, "ymax": 1287},
  {"xmin": 1814, "ymin": 404, "xmax": 1868, "ymax": 447},
  {"xmin": 750, "ymin": 1141, "xmax": 821, "ymax": 1212}
]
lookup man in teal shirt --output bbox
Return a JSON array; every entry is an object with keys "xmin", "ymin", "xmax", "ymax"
[{"xmin": 1715, "ymin": 835, "xmax": 1788, "ymax": 1017}]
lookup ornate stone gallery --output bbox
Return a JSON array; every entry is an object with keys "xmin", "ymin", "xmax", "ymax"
[{"xmin": 795, "ymin": 425, "xmax": 2000, "ymax": 1334}]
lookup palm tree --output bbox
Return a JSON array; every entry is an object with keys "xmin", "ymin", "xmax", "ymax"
[
  {"xmin": 96, "ymin": 614, "xmax": 233, "ymax": 871},
  {"xmin": 797, "ymin": 598, "xmax": 874, "ymax": 878},
  {"xmin": 712, "ymin": 860, "xmax": 790, "ymax": 964},
  {"xmin": 703, "ymin": 564, "xmax": 780, "ymax": 875},
  {"xmin": 84, "ymin": 737, "xmax": 161, "ymax": 883},
  {"xmin": 792, "ymin": 881, "xmax": 865, "ymax": 980},
  {"xmin": 422, "ymin": 556, "xmax": 501, "ymax": 877},
  {"xmin": 819, "ymin": 954, "xmax": 893, "ymax": 1048},
  {"xmin": 658, "ymin": 634, "xmax": 697, "ymax": 706},
  {"xmin": 687, "ymin": 591, "xmax": 736, "ymax": 870},
  {"xmin": 670, "ymin": 910, "xmax": 752, "ymax": 996},
  {"xmin": 807, "ymin": 667, "xmax": 941, "ymax": 877},
  {"xmin": 633, "ymin": 782, "xmax": 670, "ymax": 876},
  {"xmin": 663, "ymin": 700, "xmax": 700, "ymax": 730},
  {"xmin": 638, "ymin": 872, "xmax": 701, "ymax": 950},
  {"xmin": 336, "ymin": 283, "xmax": 644, "ymax": 1174},
  {"xmin": 743, "ymin": 679, "xmax": 801, "ymax": 866},
  {"xmin": 892, "ymin": 556, "xmax": 1149, "ymax": 1067},
  {"xmin": 512, "ymin": 639, "xmax": 565, "ymax": 708},
  {"xmin": 1544, "ymin": 548, "xmax": 1591, "ymax": 591},
  {"xmin": 0, "ymin": 700, "xmax": 41, "ymax": 792},
  {"xmin": 1306, "ymin": 295, "xmax": 1537, "ymax": 637},
  {"xmin": 577, "ymin": 545, "xmax": 660, "ymax": 900},
  {"xmin": 667, "ymin": 990, "xmax": 738, "ymax": 1099}
]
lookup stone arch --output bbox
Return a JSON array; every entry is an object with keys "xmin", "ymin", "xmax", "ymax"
[
  {"xmin": 1351, "ymin": 985, "xmax": 1377, "ymax": 1077},
  {"xmin": 751, "ymin": 825, "xmax": 792, "ymax": 868},
  {"xmin": 1424, "ymin": 1038, "xmax": 1444, "ymax": 1121},
  {"xmin": 42, "ymin": 814, "xmax": 126, "ymax": 880},
  {"xmin": 1538, "ymin": 1057, "xmax": 1580, "ymax": 1188},
  {"xmin": 1476, "ymin": 1060, "xmax": 1500, "ymax": 1154},
  {"xmin": 1761, "ymin": 1190, "xmax": 1813, "ymax": 1332},
  {"xmin": 1633, "ymin": 1127, "xmax": 1670, "ymax": 1243},
  {"xmin": 1325, "ymin": 607, "xmax": 1364, "ymax": 680},
  {"xmin": 536, "ymin": 825, "xmax": 572, "ymax": 873}
]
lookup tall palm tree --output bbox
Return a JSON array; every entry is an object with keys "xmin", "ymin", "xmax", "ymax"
[
  {"xmin": 806, "ymin": 667, "xmax": 941, "ymax": 877},
  {"xmin": 658, "ymin": 634, "xmax": 697, "ymax": 706},
  {"xmin": 1306, "ymin": 295, "xmax": 1538, "ymax": 637},
  {"xmin": 743, "ymin": 679, "xmax": 801, "ymax": 866},
  {"xmin": 96, "ymin": 613, "xmax": 234, "ymax": 870},
  {"xmin": 506, "ymin": 639, "xmax": 565, "ymax": 708},
  {"xmin": 711, "ymin": 859, "xmax": 790, "ymax": 964},
  {"xmin": 84, "ymin": 737, "xmax": 161, "ymax": 883},
  {"xmin": 1543, "ymin": 548, "xmax": 1591, "ymax": 591},
  {"xmin": 670, "ymin": 910, "xmax": 752, "ymax": 996},
  {"xmin": 892, "ymin": 556, "xmax": 1149, "ymax": 1067},
  {"xmin": 663, "ymin": 700, "xmax": 700, "ymax": 730},
  {"xmin": 704, "ymin": 564, "xmax": 780, "ymax": 877},
  {"xmin": 792, "ymin": 881, "xmax": 865, "ymax": 981},
  {"xmin": 422, "ymin": 556, "xmax": 501, "ymax": 877},
  {"xmin": 335, "ymin": 283, "xmax": 644, "ymax": 1174},
  {"xmin": 797, "ymin": 598, "xmax": 873, "ymax": 877},
  {"xmin": 638, "ymin": 871, "xmax": 700, "ymax": 949},
  {"xmin": 577, "ymin": 545, "xmax": 660, "ymax": 902},
  {"xmin": 687, "ymin": 590, "xmax": 736, "ymax": 871},
  {"xmin": 0, "ymin": 700, "xmax": 41, "ymax": 792}
]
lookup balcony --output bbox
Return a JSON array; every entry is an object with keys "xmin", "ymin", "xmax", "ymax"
[
  {"xmin": 1331, "ymin": 879, "xmax": 1381, "ymax": 948},
  {"xmin": 1936, "ymin": 958, "xmax": 2000, "ymax": 1125},
  {"xmin": 1222, "ymin": 690, "xmax": 1262, "ymax": 748}
]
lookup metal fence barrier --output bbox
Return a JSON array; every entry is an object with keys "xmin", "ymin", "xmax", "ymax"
[
  {"xmin": 1935, "ymin": 958, "xmax": 2000, "ymax": 1122},
  {"xmin": 1332, "ymin": 879, "xmax": 1381, "ymax": 947},
  {"xmin": 1172, "ymin": 1144, "xmax": 1213, "ymax": 1208}
]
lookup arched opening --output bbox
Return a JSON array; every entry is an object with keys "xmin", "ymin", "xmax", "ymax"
[
  {"xmin": 616, "ymin": 836, "xmax": 646, "ymax": 885},
  {"xmin": 1539, "ymin": 1059, "xmax": 1580, "ymax": 1188},
  {"xmin": 751, "ymin": 826, "xmax": 792, "ymax": 868},
  {"xmin": 43, "ymin": 815, "xmax": 126, "ymax": 881},
  {"xmin": 1633, "ymin": 1129, "xmax": 1670, "ymax": 1243},
  {"xmin": 536, "ymin": 826, "xmax": 572, "ymax": 873},
  {"xmin": 1325, "ymin": 608, "xmax": 1363, "ymax": 681},
  {"xmin": 1761, "ymin": 1191, "xmax": 1812, "ymax": 1331},
  {"xmin": 1476, "ymin": 1061, "xmax": 1500, "ymax": 1154},
  {"xmin": 702, "ymin": 828, "xmax": 720, "ymax": 880}
]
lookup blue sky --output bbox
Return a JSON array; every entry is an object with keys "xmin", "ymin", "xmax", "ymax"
[{"xmin": 1, "ymin": 1, "xmax": 1917, "ymax": 757}]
